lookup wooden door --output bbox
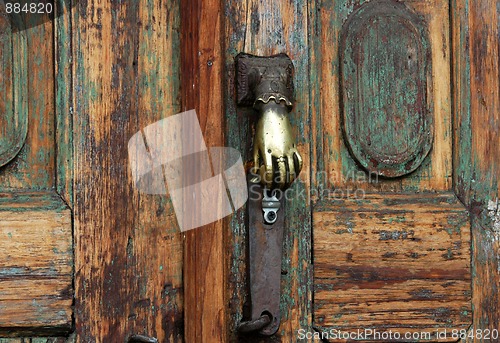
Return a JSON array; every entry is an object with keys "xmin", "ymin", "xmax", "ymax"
[{"xmin": 0, "ymin": 0, "xmax": 498, "ymax": 342}]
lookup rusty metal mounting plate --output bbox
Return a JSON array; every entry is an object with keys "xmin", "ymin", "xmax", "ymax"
[{"xmin": 236, "ymin": 53, "xmax": 294, "ymax": 107}]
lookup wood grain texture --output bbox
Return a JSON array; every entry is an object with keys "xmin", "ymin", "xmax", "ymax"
[
  {"xmin": 452, "ymin": 0, "xmax": 500, "ymax": 340},
  {"xmin": 180, "ymin": 0, "xmax": 227, "ymax": 342},
  {"xmin": 468, "ymin": 0, "xmax": 499, "ymax": 213},
  {"xmin": 453, "ymin": 0, "xmax": 499, "ymax": 236},
  {"xmin": 0, "ymin": 15, "xmax": 28, "ymax": 168},
  {"xmin": 452, "ymin": 0, "xmax": 473, "ymax": 207},
  {"xmin": 469, "ymin": 20, "xmax": 500, "ymax": 340},
  {"xmin": 0, "ymin": 192, "xmax": 72, "ymax": 335},
  {"xmin": 224, "ymin": 0, "xmax": 312, "ymax": 341},
  {"xmin": 73, "ymin": 1, "xmax": 183, "ymax": 341},
  {"xmin": 314, "ymin": 193, "xmax": 471, "ymax": 342},
  {"xmin": 55, "ymin": 0, "xmax": 74, "ymax": 206},
  {"xmin": 311, "ymin": 0, "xmax": 452, "ymax": 193}
]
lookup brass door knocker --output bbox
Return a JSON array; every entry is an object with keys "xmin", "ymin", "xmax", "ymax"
[{"xmin": 235, "ymin": 53, "xmax": 302, "ymax": 336}]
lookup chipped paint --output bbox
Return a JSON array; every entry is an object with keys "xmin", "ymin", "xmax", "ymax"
[{"xmin": 487, "ymin": 199, "xmax": 500, "ymax": 234}]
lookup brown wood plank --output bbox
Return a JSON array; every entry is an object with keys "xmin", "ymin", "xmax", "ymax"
[
  {"xmin": 0, "ymin": 192, "xmax": 72, "ymax": 335},
  {"xmin": 55, "ymin": 0, "xmax": 74, "ymax": 206},
  {"xmin": 468, "ymin": 0, "xmax": 500, "ymax": 209},
  {"xmin": 453, "ymin": 0, "xmax": 500, "ymax": 216},
  {"xmin": 224, "ymin": 0, "xmax": 312, "ymax": 341},
  {"xmin": 180, "ymin": 0, "xmax": 227, "ymax": 342},
  {"xmin": 73, "ymin": 1, "xmax": 183, "ymax": 341},
  {"xmin": 314, "ymin": 193, "xmax": 471, "ymax": 341},
  {"xmin": 452, "ymin": 0, "xmax": 473, "ymax": 206},
  {"xmin": 453, "ymin": 0, "xmax": 500, "ymax": 340}
]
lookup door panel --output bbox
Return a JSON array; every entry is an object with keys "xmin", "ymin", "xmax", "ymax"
[
  {"xmin": 314, "ymin": 193, "xmax": 471, "ymax": 340},
  {"xmin": 0, "ymin": 193, "xmax": 72, "ymax": 334},
  {"xmin": 310, "ymin": 0, "xmax": 471, "ymax": 340},
  {"xmin": 0, "ymin": 6, "xmax": 73, "ymax": 337},
  {"xmin": 311, "ymin": 0, "xmax": 452, "ymax": 194}
]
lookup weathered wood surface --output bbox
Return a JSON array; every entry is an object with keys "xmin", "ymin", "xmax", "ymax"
[
  {"xmin": 314, "ymin": 193, "xmax": 471, "ymax": 342},
  {"xmin": 0, "ymin": 3, "xmax": 74, "ymax": 339},
  {"xmin": 0, "ymin": 15, "xmax": 27, "ymax": 168},
  {"xmin": 224, "ymin": 0, "xmax": 312, "ymax": 341},
  {"xmin": 452, "ymin": 0, "xmax": 500, "ymax": 340},
  {"xmin": 340, "ymin": 0, "xmax": 433, "ymax": 178},
  {"xmin": 470, "ymin": 219, "xmax": 500, "ymax": 343},
  {"xmin": 311, "ymin": 0, "xmax": 452, "ymax": 193},
  {"xmin": 0, "ymin": 12, "xmax": 55, "ymax": 190},
  {"xmin": 453, "ymin": 0, "xmax": 499, "ymax": 211},
  {"xmin": 0, "ymin": 192, "xmax": 72, "ymax": 335},
  {"xmin": 180, "ymin": 0, "xmax": 227, "ymax": 342},
  {"xmin": 309, "ymin": 0, "xmax": 468, "ymax": 340},
  {"xmin": 73, "ymin": 1, "xmax": 183, "ymax": 341},
  {"xmin": 55, "ymin": 0, "xmax": 74, "ymax": 206}
]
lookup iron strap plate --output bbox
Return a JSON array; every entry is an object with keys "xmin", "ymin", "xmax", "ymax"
[{"xmin": 239, "ymin": 178, "xmax": 285, "ymax": 336}]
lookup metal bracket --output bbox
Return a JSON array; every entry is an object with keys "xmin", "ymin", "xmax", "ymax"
[
  {"xmin": 236, "ymin": 52, "xmax": 294, "ymax": 109},
  {"xmin": 262, "ymin": 188, "xmax": 281, "ymax": 224}
]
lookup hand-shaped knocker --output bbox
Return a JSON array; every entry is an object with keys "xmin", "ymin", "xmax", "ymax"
[
  {"xmin": 236, "ymin": 53, "xmax": 302, "ymax": 190},
  {"xmin": 253, "ymin": 99, "xmax": 302, "ymax": 189},
  {"xmin": 236, "ymin": 53, "xmax": 302, "ymax": 337}
]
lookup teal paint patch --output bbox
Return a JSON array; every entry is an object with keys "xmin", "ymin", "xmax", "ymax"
[
  {"xmin": 0, "ymin": 25, "xmax": 28, "ymax": 168},
  {"xmin": 340, "ymin": 0, "xmax": 433, "ymax": 178}
]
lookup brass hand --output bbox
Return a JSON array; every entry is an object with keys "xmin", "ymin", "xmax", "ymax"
[{"xmin": 252, "ymin": 100, "xmax": 302, "ymax": 190}]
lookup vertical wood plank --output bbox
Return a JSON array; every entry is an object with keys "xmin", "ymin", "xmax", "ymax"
[
  {"xmin": 180, "ymin": 0, "xmax": 227, "ymax": 342},
  {"xmin": 452, "ymin": 0, "xmax": 472, "ymax": 205},
  {"xmin": 55, "ymin": 0, "xmax": 74, "ymax": 206},
  {"xmin": 73, "ymin": 1, "xmax": 183, "ymax": 341},
  {"xmin": 453, "ymin": 0, "xmax": 500, "ymax": 340},
  {"xmin": 469, "ymin": 0, "xmax": 500, "ymax": 216},
  {"xmin": 454, "ymin": 0, "xmax": 500, "ymax": 212},
  {"xmin": 224, "ymin": 0, "xmax": 312, "ymax": 341}
]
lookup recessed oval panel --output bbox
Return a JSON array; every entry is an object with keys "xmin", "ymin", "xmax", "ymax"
[
  {"xmin": 340, "ymin": 0, "xmax": 433, "ymax": 178},
  {"xmin": 0, "ymin": 15, "xmax": 28, "ymax": 167}
]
